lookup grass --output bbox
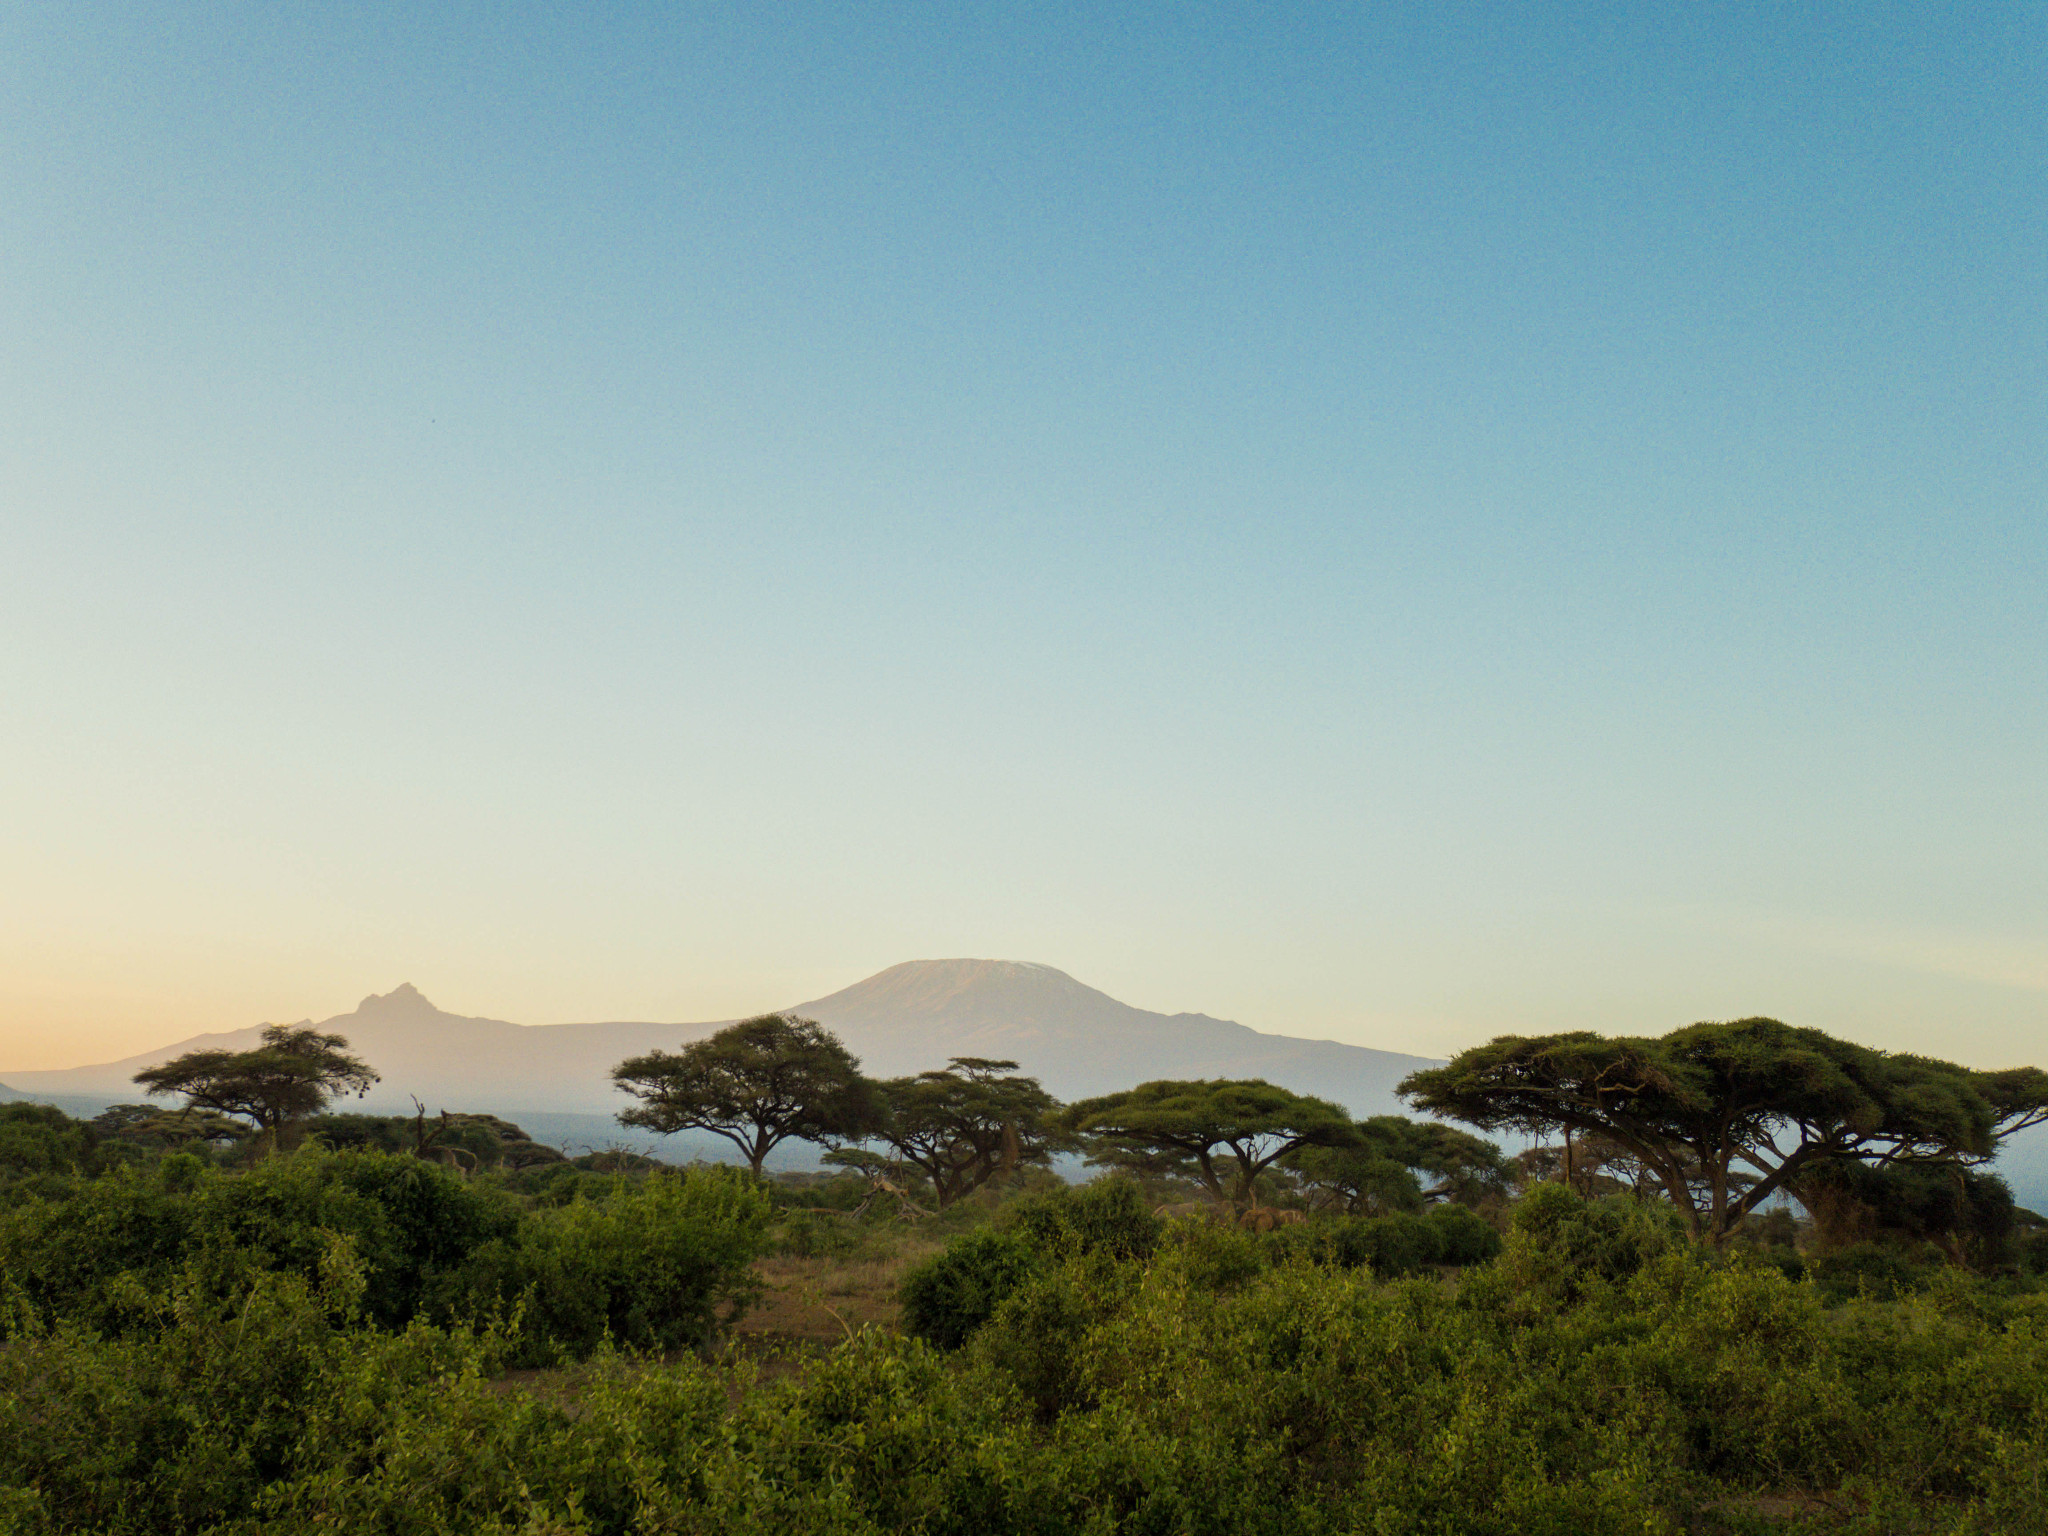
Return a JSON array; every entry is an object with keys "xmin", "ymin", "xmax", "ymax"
[{"xmin": 737, "ymin": 1241, "xmax": 945, "ymax": 1345}]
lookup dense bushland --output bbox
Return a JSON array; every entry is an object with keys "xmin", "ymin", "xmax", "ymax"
[
  {"xmin": 4, "ymin": 1156, "xmax": 2046, "ymax": 1534},
  {"xmin": 6, "ymin": 1003, "xmax": 2047, "ymax": 1535},
  {"xmin": 0, "ymin": 1143, "xmax": 771, "ymax": 1358}
]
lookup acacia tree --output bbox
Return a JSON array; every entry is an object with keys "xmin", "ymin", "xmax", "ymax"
[
  {"xmin": 133, "ymin": 1024, "xmax": 379, "ymax": 1153},
  {"xmin": 1059, "ymin": 1079, "xmax": 1357, "ymax": 1206},
  {"xmin": 93, "ymin": 1104, "xmax": 253, "ymax": 1150},
  {"xmin": 869, "ymin": 1058, "xmax": 1065, "ymax": 1209},
  {"xmin": 612, "ymin": 1013, "xmax": 881, "ymax": 1177},
  {"xmin": 1288, "ymin": 1116, "xmax": 1509, "ymax": 1215},
  {"xmin": 1400, "ymin": 1018, "xmax": 2048, "ymax": 1247}
]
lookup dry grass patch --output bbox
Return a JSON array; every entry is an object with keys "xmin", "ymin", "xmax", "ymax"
[{"xmin": 736, "ymin": 1237, "xmax": 948, "ymax": 1345}]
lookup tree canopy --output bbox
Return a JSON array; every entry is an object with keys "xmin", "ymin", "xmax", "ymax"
[
  {"xmin": 871, "ymin": 1058, "xmax": 1065, "ymax": 1208},
  {"xmin": 611, "ymin": 1013, "xmax": 880, "ymax": 1176},
  {"xmin": 1400, "ymin": 1017, "xmax": 2048, "ymax": 1245},
  {"xmin": 133, "ymin": 1024, "xmax": 380, "ymax": 1151},
  {"xmin": 1287, "ymin": 1115, "xmax": 1510, "ymax": 1215},
  {"xmin": 1059, "ymin": 1078, "xmax": 1357, "ymax": 1204},
  {"xmin": 93, "ymin": 1103, "xmax": 253, "ymax": 1151},
  {"xmin": 0, "ymin": 1103, "xmax": 109, "ymax": 1182}
]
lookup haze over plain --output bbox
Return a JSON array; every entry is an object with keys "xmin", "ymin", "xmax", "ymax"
[{"xmin": 2, "ymin": 6, "xmax": 2042, "ymax": 1077}]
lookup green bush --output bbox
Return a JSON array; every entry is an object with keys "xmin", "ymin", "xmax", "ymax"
[
  {"xmin": 2020, "ymin": 1225, "xmax": 2048, "ymax": 1277},
  {"xmin": 972, "ymin": 1251, "xmax": 1143, "ymax": 1421},
  {"xmin": 1808, "ymin": 1239, "xmax": 1941, "ymax": 1302},
  {"xmin": 1423, "ymin": 1200, "xmax": 1503, "ymax": 1265},
  {"xmin": 1294, "ymin": 1205, "xmax": 1498, "ymax": 1275},
  {"xmin": 1504, "ymin": 1183, "xmax": 1685, "ymax": 1296},
  {"xmin": 1003, "ymin": 1176, "xmax": 1163, "ymax": 1261},
  {"xmin": 9, "ymin": 1163, "xmax": 2048, "ymax": 1535},
  {"xmin": 0, "ymin": 1103, "xmax": 106, "ymax": 1188},
  {"xmin": 4, "ymin": 1178, "xmax": 2048, "ymax": 1535},
  {"xmin": 203, "ymin": 1146, "xmax": 520, "ymax": 1328},
  {"xmin": 899, "ymin": 1228, "xmax": 1044, "ymax": 1349},
  {"xmin": 0, "ymin": 1145, "xmax": 518, "ymax": 1334},
  {"xmin": 773, "ymin": 1205, "xmax": 865, "ymax": 1259},
  {"xmin": 1325, "ymin": 1209, "xmax": 1443, "ymax": 1274},
  {"xmin": 434, "ymin": 1166, "xmax": 770, "ymax": 1362}
]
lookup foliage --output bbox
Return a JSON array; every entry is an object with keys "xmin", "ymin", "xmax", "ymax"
[
  {"xmin": 435, "ymin": 1166, "xmax": 772, "ymax": 1363},
  {"xmin": 310, "ymin": 1108, "xmax": 566, "ymax": 1170},
  {"xmin": 612, "ymin": 1013, "xmax": 881, "ymax": 1175},
  {"xmin": 1501, "ymin": 1180, "xmax": 1692, "ymax": 1299},
  {"xmin": 1059, "ymin": 1078, "xmax": 1358, "ymax": 1203},
  {"xmin": 1305, "ymin": 1203, "xmax": 1504, "ymax": 1274},
  {"xmin": 93, "ymin": 1102, "xmax": 253, "ymax": 1153},
  {"xmin": 0, "ymin": 1144, "xmax": 518, "ymax": 1333},
  {"xmin": 0, "ymin": 1102, "xmax": 111, "ymax": 1189},
  {"xmin": 1001, "ymin": 1175, "xmax": 1164, "ymax": 1262},
  {"xmin": 1793, "ymin": 1158, "xmax": 2021, "ymax": 1267},
  {"xmin": 898, "ymin": 1227, "xmax": 1044, "ymax": 1349},
  {"xmin": 871, "ymin": 1058, "xmax": 1066, "ymax": 1208},
  {"xmin": 3, "ymin": 1167, "xmax": 2048, "ymax": 1533},
  {"xmin": 1401, "ymin": 1018, "xmax": 2048, "ymax": 1245},
  {"xmin": 131, "ymin": 1023, "xmax": 380, "ymax": 1150},
  {"xmin": 1287, "ymin": 1114, "xmax": 1511, "ymax": 1214}
]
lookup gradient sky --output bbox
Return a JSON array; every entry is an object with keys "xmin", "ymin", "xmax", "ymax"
[{"xmin": 3, "ymin": 3, "xmax": 2044, "ymax": 1072}]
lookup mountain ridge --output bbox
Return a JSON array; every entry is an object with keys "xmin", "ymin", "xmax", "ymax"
[
  {"xmin": 8, "ymin": 962, "xmax": 2045, "ymax": 1208},
  {"xmin": 3, "ymin": 959, "xmax": 1436, "ymax": 1119}
]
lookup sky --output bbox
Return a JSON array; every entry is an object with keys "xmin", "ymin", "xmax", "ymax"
[{"xmin": 2, "ymin": 3, "xmax": 2044, "ymax": 1072}]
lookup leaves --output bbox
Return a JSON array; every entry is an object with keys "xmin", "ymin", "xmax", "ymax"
[
  {"xmin": 611, "ymin": 1014, "xmax": 881, "ymax": 1175},
  {"xmin": 1401, "ymin": 1019, "xmax": 2048, "ymax": 1245},
  {"xmin": 131, "ymin": 1025, "xmax": 380, "ymax": 1146},
  {"xmin": 871, "ymin": 1060, "xmax": 1065, "ymax": 1209},
  {"xmin": 1059, "ymin": 1079, "xmax": 1357, "ymax": 1203}
]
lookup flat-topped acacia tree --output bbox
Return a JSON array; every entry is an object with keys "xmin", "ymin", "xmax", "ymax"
[
  {"xmin": 611, "ymin": 1013, "xmax": 882, "ymax": 1177},
  {"xmin": 871, "ymin": 1058, "xmax": 1066, "ymax": 1209},
  {"xmin": 1399, "ymin": 1017, "xmax": 2048, "ymax": 1247},
  {"xmin": 1059, "ymin": 1079, "xmax": 1358, "ymax": 1206},
  {"xmin": 1287, "ymin": 1116, "xmax": 1510, "ymax": 1216},
  {"xmin": 133, "ymin": 1024, "xmax": 379, "ymax": 1154}
]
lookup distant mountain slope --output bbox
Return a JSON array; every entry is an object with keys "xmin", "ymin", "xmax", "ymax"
[
  {"xmin": 5, "ymin": 964, "xmax": 2044, "ymax": 1207},
  {"xmin": 0, "ymin": 983, "xmax": 686, "ymax": 1117},
  {"xmin": 2, "ymin": 962, "xmax": 1435, "ymax": 1121},
  {"xmin": 790, "ymin": 959, "xmax": 1436, "ymax": 1110}
]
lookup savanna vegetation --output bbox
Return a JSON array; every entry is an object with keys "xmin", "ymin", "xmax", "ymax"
[{"xmin": 2, "ymin": 1012, "xmax": 2045, "ymax": 1534}]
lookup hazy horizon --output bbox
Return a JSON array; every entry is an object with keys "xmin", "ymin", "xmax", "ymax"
[{"xmin": 5, "ymin": 6, "xmax": 2043, "ymax": 1074}]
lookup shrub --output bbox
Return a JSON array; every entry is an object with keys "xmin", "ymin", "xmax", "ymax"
[
  {"xmin": 773, "ymin": 1206, "xmax": 863, "ymax": 1259},
  {"xmin": 195, "ymin": 1146, "xmax": 520, "ymax": 1328},
  {"xmin": 1423, "ymin": 1201, "xmax": 1503, "ymax": 1265},
  {"xmin": 1327, "ymin": 1210, "xmax": 1443, "ymax": 1274},
  {"xmin": 1003, "ymin": 1176, "xmax": 1163, "ymax": 1261},
  {"xmin": 972, "ymin": 1251, "xmax": 1142, "ymax": 1421},
  {"xmin": 899, "ymin": 1228, "xmax": 1043, "ymax": 1349},
  {"xmin": 0, "ymin": 1104, "xmax": 105, "ymax": 1187},
  {"xmin": 436, "ymin": 1167, "xmax": 770, "ymax": 1363},
  {"xmin": 1808, "ymin": 1240, "xmax": 1941, "ymax": 1303},
  {"xmin": 0, "ymin": 1147, "xmax": 517, "ymax": 1334},
  {"xmin": 5, "ymin": 1182, "xmax": 2048, "ymax": 1536},
  {"xmin": 1503, "ymin": 1183, "xmax": 1683, "ymax": 1296}
]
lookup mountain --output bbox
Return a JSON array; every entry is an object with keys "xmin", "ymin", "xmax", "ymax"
[
  {"xmin": 0, "ymin": 962, "xmax": 1435, "ymax": 1124},
  {"xmin": 0, "ymin": 984, "xmax": 682, "ymax": 1118},
  {"xmin": 790, "ymin": 959, "xmax": 1433, "ymax": 1107},
  {"xmin": 6, "ymin": 962, "xmax": 2045, "ymax": 1205}
]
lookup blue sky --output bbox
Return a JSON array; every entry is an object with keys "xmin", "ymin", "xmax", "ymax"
[{"xmin": 3, "ymin": 3, "xmax": 2043, "ymax": 1068}]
